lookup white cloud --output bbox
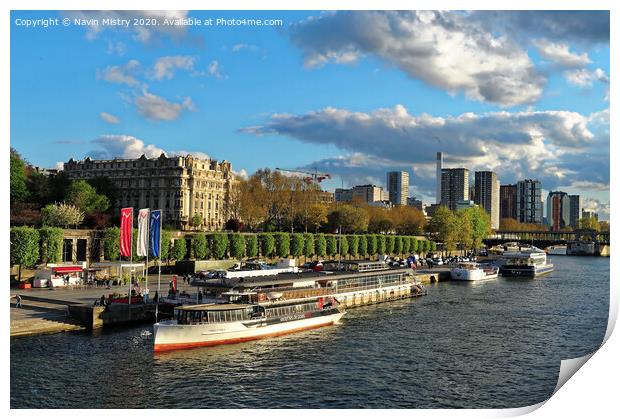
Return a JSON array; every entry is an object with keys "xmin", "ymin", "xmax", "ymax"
[
  {"xmin": 289, "ymin": 11, "xmax": 545, "ymax": 106},
  {"xmin": 150, "ymin": 55, "xmax": 196, "ymax": 80},
  {"xmin": 135, "ymin": 90, "xmax": 195, "ymax": 121},
  {"xmin": 88, "ymin": 135, "xmax": 212, "ymax": 161},
  {"xmin": 207, "ymin": 61, "xmax": 222, "ymax": 79},
  {"xmin": 106, "ymin": 41, "xmax": 126, "ymax": 56},
  {"xmin": 99, "ymin": 112, "xmax": 120, "ymax": 124},
  {"xmin": 232, "ymin": 43, "xmax": 257, "ymax": 52},
  {"xmin": 533, "ymin": 39, "xmax": 590, "ymax": 68},
  {"xmin": 234, "ymin": 169, "xmax": 249, "ymax": 180},
  {"xmin": 97, "ymin": 60, "xmax": 141, "ymax": 86},
  {"xmin": 564, "ymin": 68, "xmax": 609, "ymax": 87},
  {"xmin": 242, "ymin": 104, "xmax": 608, "ymax": 197}
]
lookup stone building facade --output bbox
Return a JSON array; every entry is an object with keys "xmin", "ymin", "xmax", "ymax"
[{"xmin": 63, "ymin": 153, "xmax": 235, "ymax": 230}]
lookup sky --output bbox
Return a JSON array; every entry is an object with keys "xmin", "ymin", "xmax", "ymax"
[{"xmin": 10, "ymin": 10, "xmax": 610, "ymax": 220}]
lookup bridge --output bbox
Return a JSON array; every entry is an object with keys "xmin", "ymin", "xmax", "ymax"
[{"xmin": 483, "ymin": 229, "xmax": 610, "ymax": 249}]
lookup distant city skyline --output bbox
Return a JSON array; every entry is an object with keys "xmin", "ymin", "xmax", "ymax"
[{"xmin": 10, "ymin": 10, "xmax": 609, "ymax": 219}]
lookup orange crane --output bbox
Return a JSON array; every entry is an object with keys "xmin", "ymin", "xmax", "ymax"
[{"xmin": 275, "ymin": 168, "xmax": 331, "ymax": 184}]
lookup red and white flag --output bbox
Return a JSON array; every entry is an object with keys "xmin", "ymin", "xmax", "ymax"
[
  {"xmin": 137, "ymin": 208, "xmax": 149, "ymax": 257},
  {"xmin": 120, "ymin": 207, "xmax": 133, "ymax": 257}
]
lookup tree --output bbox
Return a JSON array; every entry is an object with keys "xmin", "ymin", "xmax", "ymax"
[
  {"xmin": 193, "ymin": 234, "xmax": 208, "ymax": 260},
  {"xmin": 229, "ymin": 233, "xmax": 246, "ymax": 259},
  {"xmin": 327, "ymin": 205, "xmax": 370, "ymax": 233},
  {"xmin": 41, "ymin": 203, "xmax": 84, "ymax": 227},
  {"xmin": 467, "ymin": 206, "xmax": 492, "ymax": 249},
  {"xmin": 579, "ymin": 217, "xmax": 600, "ymax": 231},
  {"xmin": 358, "ymin": 235, "xmax": 368, "ymax": 257},
  {"xmin": 211, "ymin": 233, "xmax": 229, "ymax": 259},
  {"xmin": 402, "ymin": 236, "xmax": 411, "ymax": 255},
  {"xmin": 192, "ymin": 213, "xmax": 203, "ymax": 230},
  {"xmin": 428, "ymin": 206, "xmax": 458, "ymax": 254},
  {"xmin": 347, "ymin": 235, "xmax": 359, "ymax": 257},
  {"xmin": 385, "ymin": 235, "xmax": 395, "ymax": 255},
  {"xmin": 87, "ymin": 177, "xmax": 118, "ymax": 213},
  {"xmin": 410, "ymin": 237, "xmax": 419, "ymax": 254},
  {"xmin": 65, "ymin": 180, "xmax": 109, "ymax": 214},
  {"xmin": 366, "ymin": 207, "xmax": 394, "ymax": 233},
  {"xmin": 10, "ymin": 226, "xmax": 40, "ymax": 281},
  {"xmin": 376, "ymin": 234, "xmax": 386, "ymax": 255},
  {"xmin": 274, "ymin": 232, "xmax": 290, "ymax": 258},
  {"xmin": 103, "ymin": 227, "xmax": 120, "ymax": 261},
  {"xmin": 338, "ymin": 234, "xmax": 349, "ymax": 257},
  {"xmin": 430, "ymin": 241, "xmax": 437, "ymax": 251},
  {"xmin": 394, "ymin": 236, "xmax": 403, "ymax": 255},
  {"xmin": 39, "ymin": 227, "xmax": 63, "ymax": 263},
  {"xmin": 303, "ymin": 233, "xmax": 315, "ymax": 259},
  {"xmin": 392, "ymin": 206, "xmax": 426, "ymax": 235},
  {"xmin": 455, "ymin": 209, "xmax": 474, "ymax": 250},
  {"xmin": 171, "ymin": 239, "xmax": 187, "ymax": 261},
  {"xmin": 302, "ymin": 203, "xmax": 328, "ymax": 233},
  {"xmin": 326, "ymin": 235, "xmax": 338, "ymax": 257},
  {"xmin": 10, "ymin": 149, "xmax": 29, "ymax": 202},
  {"xmin": 500, "ymin": 218, "xmax": 544, "ymax": 231},
  {"xmin": 260, "ymin": 233, "xmax": 275, "ymax": 258},
  {"xmin": 290, "ymin": 233, "xmax": 305, "ymax": 258},
  {"xmin": 84, "ymin": 212, "xmax": 112, "ymax": 229},
  {"xmin": 315, "ymin": 234, "xmax": 327, "ymax": 258},
  {"xmin": 599, "ymin": 221, "xmax": 610, "ymax": 232},
  {"xmin": 160, "ymin": 230, "xmax": 172, "ymax": 262},
  {"xmin": 245, "ymin": 234, "xmax": 259, "ymax": 258},
  {"xmin": 367, "ymin": 234, "xmax": 378, "ymax": 256}
]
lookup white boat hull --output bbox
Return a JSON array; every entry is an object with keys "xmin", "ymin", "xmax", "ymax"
[
  {"xmin": 451, "ymin": 267, "xmax": 499, "ymax": 281},
  {"xmin": 154, "ymin": 311, "xmax": 344, "ymax": 352}
]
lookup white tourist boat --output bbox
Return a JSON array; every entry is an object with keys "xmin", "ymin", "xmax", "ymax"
[
  {"xmin": 499, "ymin": 246, "xmax": 554, "ymax": 278},
  {"xmin": 450, "ymin": 262, "xmax": 499, "ymax": 281},
  {"xmin": 153, "ymin": 292, "xmax": 344, "ymax": 352},
  {"xmin": 545, "ymin": 245, "xmax": 567, "ymax": 255}
]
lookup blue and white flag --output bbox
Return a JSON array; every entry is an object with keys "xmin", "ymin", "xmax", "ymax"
[{"xmin": 149, "ymin": 210, "xmax": 162, "ymax": 258}]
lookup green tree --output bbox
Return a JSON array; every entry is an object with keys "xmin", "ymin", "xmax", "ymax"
[
  {"xmin": 41, "ymin": 203, "xmax": 84, "ymax": 227},
  {"xmin": 385, "ymin": 235, "xmax": 395, "ymax": 255},
  {"xmin": 394, "ymin": 236, "xmax": 403, "ymax": 255},
  {"xmin": 245, "ymin": 234, "xmax": 259, "ymax": 258},
  {"xmin": 377, "ymin": 234, "xmax": 386, "ymax": 255},
  {"xmin": 402, "ymin": 236, "xmax": 411, "ymax": 254},
  {"xmin": 39, "ymin": 227, "xmax": 64, "ymax": 263},
  {"xmin": 229, "ymin": 233, "xmax": 246, "ymax": 259},
  {"xmin": 347, "ymin": 235, "xmax": 359, "ymax": 257},
  {"xmin": 87, "ymin": 177, "xmax": 118, "ymax": 214},
  {"xmin": 459, "ymin": 206, "xmax": 491, "ymax": 250},
  {"xmin": 211, "ymin": 233, "xmax": 229, "ymax": 259},
  {"xmin": 338, "ymin": 234, "xmax": 349, "ymax": 257},
  {"xmin": 171, "ymin": 239, "xmax": 187, "ymax": 261},
  {"xmin": 10, "ymin": 149, "xmax": 29, "ymax": 202},
  {"xmin": 428, "ymin": 206, "xmax": 458, "ymax": 254},
  {"xmin": 65, "ymin": 180, "xmax": 109, "ymax": 214},
  {"xmin": 358, "ymin": 235, "xmax": 368, "ymax": 257},
  {"xmin": 410, "ymin": 237, "xmax": 418, "ymax": 254},
  {"xmin": 103, "ymin": 227, "xmax": 120, "ymax": 261},
  {"xmin": 275, "ymin": 232, "xmax": 290, "ymax": 258},
  {"xmin": 260, "ymin": 233, "xmax": 275, "ymax": 257},
  {"xmin": 192, "ymin": 213, "xmax": 203, "ymax": 230},
  {"xmin": 303, "ymin": 233, "xmax": 315, "ymax": 259},
  {"xmin": 430, "ymin": 241, "xmax": 437, "ymax": 251},
  {"xmin": 10, "ymin": 226, "xmax": 40, "ymax": 281},
  {"xmin": 579, "ymin": 217, "xmax": 601, "ymax": 231},
  {"xmin": 326, "ymin": 235, "xmax": 338, "ymax": 257},
  {"xmin": 193, "ymin": 234, "xmax": 208, "ymax": 260},
  {"xmin": 160, "ymin": 230, "xmax": 172, "ymax": 262},
  {"xmin": 367, "ymin": 234, "xmax": 377, "ymax": 256},
  {"xmin": 315, "ymin": 234, "xmax": 327, "ymax": 257},
  {"xmin": 290, "ymin": 233, "xmax": 304, "ymax": 258}
]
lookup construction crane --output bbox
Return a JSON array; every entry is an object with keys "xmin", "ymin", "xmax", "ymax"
[{"xmin": 275, "ymin": 168, "xmax": 331, "ymax": 184}]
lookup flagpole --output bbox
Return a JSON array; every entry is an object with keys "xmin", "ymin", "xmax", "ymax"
[
  {"xmin": 128, "ymin": 208, "xmax": 133, "ymax": 306},
  {"xmin": 156, "ymin": 209, "xmax": 162, "ymax": 323}
]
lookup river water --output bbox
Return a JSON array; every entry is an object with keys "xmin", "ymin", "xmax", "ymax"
[{"xmin": 10, "ymin": 256, "xmax": 609, "ymax": 409}]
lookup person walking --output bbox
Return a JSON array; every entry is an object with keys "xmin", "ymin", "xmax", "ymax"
[{"xmin": 15, "ymin": 295, "xmax": 23, "ymax": 308}]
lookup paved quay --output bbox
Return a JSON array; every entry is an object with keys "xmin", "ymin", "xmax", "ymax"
[{"xmin": 9, "ymin": 274, "xmax": 192, "ymax": 338}]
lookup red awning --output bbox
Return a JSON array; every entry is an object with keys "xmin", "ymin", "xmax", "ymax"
[{"xmin": 53, "ymin": 266, "xmax": 83, "ymax": 273}]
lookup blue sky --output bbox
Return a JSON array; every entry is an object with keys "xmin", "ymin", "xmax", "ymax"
[{"xmin": 10, "ymin": 10, "xmax": 610, "ymax": 219}]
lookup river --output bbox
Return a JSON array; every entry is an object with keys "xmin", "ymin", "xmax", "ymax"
[{"xmin": 10, "ymin": 256, "xmax": 609, "ymax": 409}]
